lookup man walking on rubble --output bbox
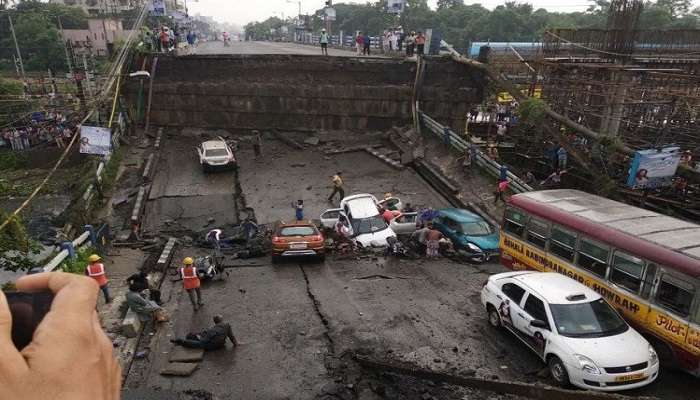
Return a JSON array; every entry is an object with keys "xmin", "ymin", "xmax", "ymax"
[{"xmin": 328, "ymin": 172, "xmax": 345, "ymax": 204}]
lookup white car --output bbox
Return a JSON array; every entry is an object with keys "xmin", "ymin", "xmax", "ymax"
[
  {"xmin": 321, "ymin": 193, "xmax": 397, "ymax": 247},
  {"xmin": 196, "ymin": 137, "xmax": 236, "ymax": 172},
  {"xmin": 481, "ymin": 272, "xmax": 659, "ymax": 391},
  {"xmin": 389, "ymin": 212, "xmax": 418, "ymax": 235}
]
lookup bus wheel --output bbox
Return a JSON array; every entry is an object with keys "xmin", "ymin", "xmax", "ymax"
[{"xmin": 487, "ymin": 305, "xmax": 501, "ymax": 328}]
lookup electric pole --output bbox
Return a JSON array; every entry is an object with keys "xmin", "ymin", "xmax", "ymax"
[
  {"xmin": 57, "ymin": 16, "xmax": 74, "ymax": 76},
  {"xmin": 8, "ymin": 14, "xmax": 25, "ymax": 79}
]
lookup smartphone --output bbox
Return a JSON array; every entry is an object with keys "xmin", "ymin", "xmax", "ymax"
[{"xmin": 5, "ymin": 291, "xmax": 54, "ymax": 350}]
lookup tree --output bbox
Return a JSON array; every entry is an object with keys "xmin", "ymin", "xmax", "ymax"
[
  {"xmin": 657, "ymin": 0, "xmax": 692, "ymax": 17},
  {"xmin": 437, "ymin": 0, "xmax": 464, "ymax": 10},
  {"xmin": 3, "ymin": 13, "xmax": 67, "ymax": 72},
  {"xmin": 0, "ymin": 210, "xmax": 35, "ymax": 272}
]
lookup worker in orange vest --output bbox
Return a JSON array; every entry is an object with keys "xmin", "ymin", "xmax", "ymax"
[
  {"xmin": 86, "ymin": 254, "xmax": 111, "ymax": 303},
  {"xmin": 181, "ymin": 257, "xmax": 204, "ymax": 311}
]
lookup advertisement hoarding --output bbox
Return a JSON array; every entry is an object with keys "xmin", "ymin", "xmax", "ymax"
[
  {"xmin": 80, "ymin": 126, "xmax": 112, "ymax": 156},
  {"xmin": 626, "ymin": 147, "xmax": 681, "ymax": 190}
]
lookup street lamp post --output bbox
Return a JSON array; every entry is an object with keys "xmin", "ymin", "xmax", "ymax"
[{"xmin": 286, "ymin": 0, "xmax": 302, "ymax": 41}]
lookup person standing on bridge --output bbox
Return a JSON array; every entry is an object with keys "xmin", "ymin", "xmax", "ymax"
[
  {"xmin": 328, "ymin": 172, "xmax": 345, "ymax": 204},
  {"xmin": 320, "ymin": 28, "xmax": 330, "ymax": 56},
  {"xmin": 363, "ymin": 32, "xmax": 371, "ymax": 55},
  {"xmin": 181, "ymin": 257, "xmax": 204, "ymax": 311},
  {"xmin": 159, "ymin": 27, "xmax": 170, "ymax": 53},
  {"xmin": 415, "ymin": 31, "xmax": 426, "ymax": 56},
  {"xmin": 355, "ymin": 32, "xmax": 364, "ymax": 55}
]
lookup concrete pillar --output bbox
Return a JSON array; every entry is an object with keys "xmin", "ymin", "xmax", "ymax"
[{"xmin": 599, "ymin": 70, "xmax": 627, "ymax": 137}]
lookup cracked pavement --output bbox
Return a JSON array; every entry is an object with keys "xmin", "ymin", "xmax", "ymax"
[{"xmin": 124, "ymin": 129, "xmax": 697, "ymax": 400}]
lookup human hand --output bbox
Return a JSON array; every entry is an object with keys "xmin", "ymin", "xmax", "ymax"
[{"xmin": 0, "ymin": 272, "xmax": 121, "ymax": 400}]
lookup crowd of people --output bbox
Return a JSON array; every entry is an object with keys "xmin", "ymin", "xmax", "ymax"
[
  {"xmin": 0, "ymin": 111, "xmax": 77, "ymax": 152},
  {"xmin": 349, "ymin": 28, "xmax": 428, "ymax": 57}
]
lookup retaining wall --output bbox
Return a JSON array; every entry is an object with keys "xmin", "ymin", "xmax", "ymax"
[{"xmin": 126, "ymin": 54, "xmax": 485, "ymax": 132}]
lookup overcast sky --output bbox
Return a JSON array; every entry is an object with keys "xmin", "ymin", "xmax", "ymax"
[{"xmin": 186, "ymin": 1, "xmax": 596, "ymax": 26}]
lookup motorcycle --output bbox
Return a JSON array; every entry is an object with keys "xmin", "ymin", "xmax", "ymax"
[{"xmin": 195, "ymin": 255, "xmax": 228, "ymax": 281}]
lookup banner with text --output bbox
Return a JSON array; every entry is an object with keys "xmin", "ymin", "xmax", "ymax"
[{"xmin": 80, "ymin": 126, "xmax": 112, "ymax": 156}]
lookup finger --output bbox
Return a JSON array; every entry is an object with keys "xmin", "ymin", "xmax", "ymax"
[
  {"xmin": 93, "ymin": 312, "xmax": 113, "ymax": 400},
  {"xmin": 112, "ymin": 360, "xmax": 122, "ymax": 400},
  {"xmin": 17, "ymin": 272, "xmax": 99, "ymax": 316},
  {"xmin": 0, "ymin": 291, "xmax": 29, "ymax": 382},
  {"xmin": 91, "ymin": 311, "xmax": 122, "ymax": 400}
]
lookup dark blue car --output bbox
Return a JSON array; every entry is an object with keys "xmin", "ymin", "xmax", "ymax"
[{"xmin": 432, "ymin": 208, "xmax": 500, "ymax": 262}]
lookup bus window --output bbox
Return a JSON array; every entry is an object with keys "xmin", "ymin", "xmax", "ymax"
[
  {"xmin": 656, "ymin": 274, "xmax": 695, "ymax": 317},
  {"xmin": 610, "ymin": 251, "xmax": 644, "ymax": 294},
  {"xmin": 694, "ymin": 299, "xmax": 700, "ymax": 324},
  {"xmin": 549, "ymin": 226, "xmax": 576, "ymax": 262},
  {"xmin": 504, "ymin": 207, "xmax": 526, "ymax": 237},
  {"xmin": 526, "ymin": 218, "xmax": 549, "ymax": 249},
  {"xmin": 641, "ymin": 263, "xmax": 658, "ymax": 299},
  {"xmin": 577, "ymin": 237, "xmax": 609, "ymax": 278}
]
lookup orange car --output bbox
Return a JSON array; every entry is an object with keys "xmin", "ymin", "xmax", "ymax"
[{"xmin": 271, "ymin": 221, "xmax": 325, "ymax": 262}]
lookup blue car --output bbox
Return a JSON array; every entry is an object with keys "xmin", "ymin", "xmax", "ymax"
[{"xmin": 432, "ymin": 208, "xmax": 500, "ymax": 262}]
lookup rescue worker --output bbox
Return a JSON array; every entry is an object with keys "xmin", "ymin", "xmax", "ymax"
[
  {"xmin": 85, "ymin": 254, "xmax": 111, "ymax": 303},
  {"xmin": 181, "ymin": 257, "xmax": 204, "ymax": 311},
  {"xmin": 170, "ymin": 314, "xmax": 238, "ymax": 350}
]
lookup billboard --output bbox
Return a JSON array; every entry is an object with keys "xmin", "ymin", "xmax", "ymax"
[
  {"xmin": 80, "ymin": 126, "xmax": 112, "ymax": 156},
  {"xmin": 626, "ymin": 147, "xmax": 681, "ymax": 190},
  {"xmin": 325, "ymin": 7, "xmax": 336, "ymax": 21},
  {"xmin": 387, "ymin": 0, "xmax": 406, "ymax": 14},
  {"xmin": 149, "ymin": 0, "xmax": 166, "ymax": 17}
]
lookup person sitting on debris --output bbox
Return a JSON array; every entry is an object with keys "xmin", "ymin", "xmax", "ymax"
[
  {"xmin": 126, "ymin": 283, "xmax": 167, "ymax": 323},
  {"xmin": 126, "ymin": 271, "xmax": 162, "ymax": 305},
  {"xmin": 171, "ymin": 315, "xmax": 238, "ymax": 350}
]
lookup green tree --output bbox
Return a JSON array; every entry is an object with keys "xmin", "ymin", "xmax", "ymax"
[
  {"xmin": 0, "ymin": 210, "xmax": 35, "ymax": 272},
  {"xmin": 437, "ymin": 0, "xmax": 464, "ymax": 10},
  {"xmin": 5, "ymin": 13, "xmax": 67, "ymax": 71},
  {"xmin": 657, "ymin": 0, "xmax": 692, "ymax": 17}
]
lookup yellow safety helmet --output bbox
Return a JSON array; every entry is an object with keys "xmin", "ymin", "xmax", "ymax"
[
  {"xmin": 183, "ymin": 257, "xmax": 194, "ymax": 265},
  {"xmin": 88, "ymin": 254, "xmax": 101, "ymax": 263}
]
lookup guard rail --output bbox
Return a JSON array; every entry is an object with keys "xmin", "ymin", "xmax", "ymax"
[{"xmin": 419, "ymin": 112, "xmax": 533, "ymax": 194}]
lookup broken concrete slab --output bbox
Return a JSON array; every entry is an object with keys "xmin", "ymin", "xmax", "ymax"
[
  {"xmin": 169, "ymin": 346, "xmax": 205, "ymax": 363},
  {"xmin": 160, "ymin": 362, "xmax": 199, "ymax": 376},
  {"xmin": 304, "ymin": 136, "xmax": 320, "ymax": 146}
]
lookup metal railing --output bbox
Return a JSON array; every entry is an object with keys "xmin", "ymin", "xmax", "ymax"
[
  {"xmin": 41, "ymin": 224, "xmax": 110, "ymax": 272},
  {"xmin": 419, "ymin": 112, "xmax": 533, "ymax": 194}
]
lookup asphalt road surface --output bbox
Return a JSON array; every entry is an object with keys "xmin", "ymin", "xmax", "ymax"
[
  {"xmin": 192, "ymin": 40, "xmax": 369, "ymax": 56},
  {"xmin": 142, "ymin": 128, "xmax": 239, "ymax": 236},
  {"xmin": 125, "ymin": 130, "xmax": 699, "ymax": 399}
]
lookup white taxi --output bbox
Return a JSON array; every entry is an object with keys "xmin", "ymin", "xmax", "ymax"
[{"xmin": 481, "ymin": 271, "xmax": 659, "ymax": 391}]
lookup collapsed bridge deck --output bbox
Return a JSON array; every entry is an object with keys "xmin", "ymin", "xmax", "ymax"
[{"xmin": 129, "ymin": 54, "xmax": 484, "ymax": 132}]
